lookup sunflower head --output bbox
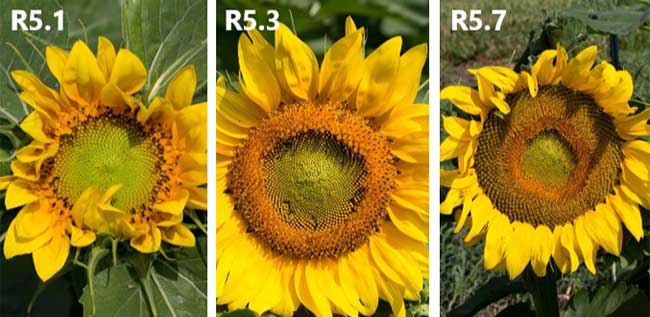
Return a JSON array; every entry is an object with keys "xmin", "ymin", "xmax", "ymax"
[
  {"xmin": 441, "ymin": 43, "xmax": 650, "ymax": 279},
  {"xmin": 217, "ymin": 16, "xmax": 429, "ymax": 317},
  {"xmin": 0, "ymin": 37, "xmax": 207, "ymax": 281}
]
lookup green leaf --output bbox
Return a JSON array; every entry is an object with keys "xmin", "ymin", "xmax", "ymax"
[
  {"xmin": 563, "ymin": 5, "xmax": 650, "ymax": 36},
  {"xmin": 80, "ymin": 238, "xmax": 207, "ymax": 317},
  {"xmin": 564, "ymin": 283, "xmax": 650, "ymax": 317},
  {"xmin": 121, "ymin": 0, "xmax": 207, "ymax": 103},
  {"xmin": 0, "ymin": 0, "xmax": 68, "ymax": 124}
]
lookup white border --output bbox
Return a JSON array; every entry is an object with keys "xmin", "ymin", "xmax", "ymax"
[
  {"xmin": 430, "ymin": 0, "xmax": 441, "ymax": 316},
  {"xmin": 207, "ymin": 0, "xmax": 217, "ymax": 315}
]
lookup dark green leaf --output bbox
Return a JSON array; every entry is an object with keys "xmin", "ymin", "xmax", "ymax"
[
  {"xmin": 564, "ymin": 283, "xmax": 650, "ymax": 317},
  {"xmin": 121, "ymin": 0, "xmax": 207, "ymax": 103},
  {"xmin": 80, "ymin": 238, "xmax": 207, "ymax": 317},
  {"xmin": 563, "ymin": 5, "xmax": 650, "ymax": 36}
]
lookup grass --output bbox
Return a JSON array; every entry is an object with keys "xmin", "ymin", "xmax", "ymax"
[{"xmin": 440, "ymin": 0, "xmax": 648, "ymax": 315}]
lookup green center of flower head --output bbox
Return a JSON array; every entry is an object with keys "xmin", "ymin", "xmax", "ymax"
[
  {"xmin": 53, "ymin": 114, "xmax": 162, "ymax": 211},
  {"xmin": 264, "ymin": 132, "xmax": 366, "ymax": 231},
  {"xmin": 522, "ymin": 130, "xmax": 577, "ymax": 187}
]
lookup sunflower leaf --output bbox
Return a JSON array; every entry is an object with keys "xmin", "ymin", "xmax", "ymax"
[
  {"xmin": 564, "ymin": 283, "xmax": 650, "ymax": 317},
  {"xmin": 80, "ymin": 237, "xmax": 207, "ymax": 316},
  {"xmin": 562, "ymin": 5, "xmax": 650, "ymax": 36},
  {"xmin": 121, "ymin": 0, "xmax": 207, "ymax": 104}
]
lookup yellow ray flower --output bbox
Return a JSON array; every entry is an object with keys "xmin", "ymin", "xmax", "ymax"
[
  {"xmin": 1, "ymin": 38, "xmax": 206, "ymax": 281},
  {"xmin": 441, "ymin": 43, "xmax": 649, "ymax": 279},
  {"xmin": 217, "ymin": 17, "xmax": 428, "ymax": 317}
]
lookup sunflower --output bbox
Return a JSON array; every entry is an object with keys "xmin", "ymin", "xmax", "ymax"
[
  {"xmin": 0, "ymin": 37, "xmax": 207, "ymax": 281},
  {"xmin": 217, "ymin": 17, "xmax": 428, "ymax": 317},
  {"xmin": 440, "ymin": 43, "xmax": 650, "ymax": 280}
]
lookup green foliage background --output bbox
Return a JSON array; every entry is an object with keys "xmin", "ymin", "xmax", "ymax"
[{"xmin": 0, "ymin": 0, "xmax": 207, "ymax": 316}]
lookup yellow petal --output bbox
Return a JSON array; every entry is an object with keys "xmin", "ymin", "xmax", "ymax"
[
  {"xmin": 339, "ymin": 252, "xmax": 377, "ymax": 316},
  {"xmin": 166, "ymin": 65, "xmax": 197, "ymax": 110},
  {"xmin": 574, "ymin": 216, "xmax": 597, "ymax": 274},
  {"xmin": 217, "ymin": 77, "xmax": 266, "ymax": 128},
  {"xmin": 345, "ymin": 16, "xmax": 358, "ymax": 35},
  {"xmin": 33, "ymin": 234, "xmax": 69, "ymax": 281},
  {"xmin": 187, "ymin": 187, "xmax": 208, "ymax": 210},
  {"xmin": 465, "ymin": 194, "xmax": 495, "ymax": 242},
  {"xmin": 475, "ymin": 66, "xmax": 518, "ymax": 92},
  {"xmin": 356, "ymin": 36, "xmax": 402, "ymax": 117},
  {"xmin": 70, "ymin": 226, "xmax": 96, "ymax": 247},
  {"xmin": 615, "ymin": 109, "xmax": 650, "ymax": 139},
  {"xmin": 5, "ymin": 179, "xmax": 38, "ymax": 209},
  {"xmin": 373, "ymin": 268, "xmax": 406, "ymax": 317},
  {"xmin": 454, "ymin": 187, "xmax": 478, "ymax": 233},
  {"xmin": 130, "ymin": 225, "xmax": 161, "ymax": 253},
  {"xmin": 531, "ymin": 46, "xmax": 564, "ymax": 86},
  {"xmin": 175, "ymin": 103, "xmax": 208, "ymax": 153},
  {"xmin": 440, "ymin": 188, "xmax": 462, "ymax": 215},
  {"xmin": 562, "ymin": 45, "xmax": 597, "ymax": 89},
  {"xmin": 13, "ymin": 201, "xmax": 50, "ymax": 239},
  {"xmin": 391, "ymin": 131, "xmax": 428, "ymax": 164},
  {"xmin": 161, "ymin": 224, "xmax": 196, "ymax": 247},
  {"xmin": 483, "ymin": 213, "xmax": 511, "ymax": 270},
  {"xmin": 608, "ymin": 189, "xmax": 643, "ymax": 241},
  {"xmin": 109, "ymin": 49, "xmax": 147, "ymax": 95},
  {"xmin": 274, "ymin": 24, "xmax": 319, "ymax": 101},
  {"xmin": 505, "ymin": 222, "xmax": 534, "ymax": 279},
  {"xmin": 153, "ymin": 189, "xmax": 189, "ymax": 215},
  {"xmin": 440, "ymin": 86, "xmax": 485, "ymax": 115},
  {"xmin": 295, "ymin": 261, "xmax": 332, "ymax": 317},
  {"xmin": 19, "ymin": 112, "xmax": 51, "ymax": 143},
  {"xmin": 46, "ymin": 46, "xmax": 68, "ymax": 84},
  {"xmin": 443, "ymin": 116, "xmax": 473, "ymax": 140},
  {"xmin": 96, "ymin": 36, "xmax": 116, "ymax": 81},
  {"xmin": 11, "ymin": 71, "xmax": 60, "ymax": 119},
  {"xmin": 3, "ymin": 219, "xmax": 52, "ymax": 259},
  {"xmin": 62, "ymin": 40, "xmax": 106, "ymax": 105},
  {"xmin": 369, "ymin": 236, "xmax": 421, "ymax": 296},
  {"xmin": 246, "ymin": 29, "xmax": 275, "ymax": 71},
  {"xmin": 381, "ymin": 103, "xmax": 428, "ymax": 139},
  {"xmin": 530, "ymin": 225, "xmax": 553, "ymax": 277},
  {"xmin": 319, "ymin": 29, "xmax": 364, "ymax": 102},
  {"xmin": 384, "ymin": 43, "xmax": 427, "ymax": 108},
  {"xmin": 387, "ymin": 204, "xmax": 428, "ymax": 242},
  {"xmin": 560, "ymin": 223, "xmax": 580, "ymax": 272},
  {"xmin": 0, "ymin": 176, "xmax": 13, "ymax": 190},
  {"xmin": 238, "ymin": 34, "xmax": 281, "ymax": 112}
]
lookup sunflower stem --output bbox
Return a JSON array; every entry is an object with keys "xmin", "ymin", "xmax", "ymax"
[{"xmin": 524, "ymin": 267, "xmax": 559, "ymax": 317}]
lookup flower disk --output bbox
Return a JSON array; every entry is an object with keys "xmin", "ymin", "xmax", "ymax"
[
  {"xmin": 52, "ymin": 113, "xmax": 163, "ymax": 211},
  {"xmin": 229, "ymin": 103, "xmax": 396, "ymax": 258},
  {"xmin": 475, "ymin": 85, "xmax": 623, "ymax": 227}
]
